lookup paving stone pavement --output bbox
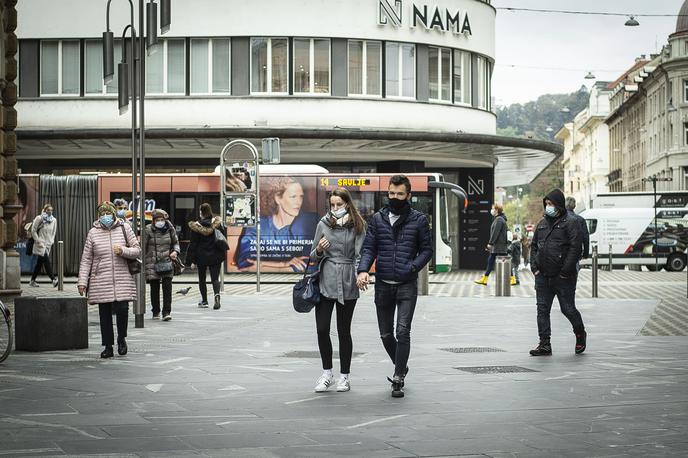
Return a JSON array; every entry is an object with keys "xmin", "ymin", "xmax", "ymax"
[{"xmin": 1, "ymin": 288, "xmax": 687, "ymax": 456}]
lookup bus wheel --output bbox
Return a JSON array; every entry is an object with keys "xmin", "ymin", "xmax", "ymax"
[
  {"xmin": 646, "ymin": 264, "xmax": 663, "ymax": 272},
  {"xmin": 666, "ymin": 253, "xmax": 687, "ymax": 272}
]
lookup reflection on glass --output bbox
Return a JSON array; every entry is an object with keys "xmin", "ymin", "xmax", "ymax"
[
  {"xmin": 385, "ymin": 42, "xmax": 399, "ymax": 96},
  {"xmin": 251, "ymin": 38, "xmax": 268, "ymax": 93},
  {"xmin": 314, "ymin": 39, "xmax": 329, "ymax": 93},
  {"xmin": 348, "ymin": 40, "xmax": 363, "ymax": 94},
  {"xmin": 429, "ymin": 47, "xmax": 438, "ymax": 100},
  {"xmin": 146, "ymin": 42, "xmax": 164, "ymax": 93},
  {"xmin": 441, "ymin": 48, "xmax": 451, "ymax": 101},
  {"xmin": 271, "ymin": 38, "xmax": 288, "ymax": 93},
  {"xmin": 212, "ymin": 39, "xmax": 230, "ymax": 93},
  {"xmin": 293, "ymin": 38, "xmax": 310, "ymax": 93},
  {"xmin": 366, "ymin": 41, "xmax": 381, "ymax": 95},
  {"xmin": 62, "ymin": 41, "xmax": 80, "ymax": 94},
  {"xmin": 167, "ymin": 40, "xmax": 185, "ymax": 93},
  {"xmin": 401, "ymin": 44, "xmax": 415, "ymax": 98},
  {"xmin": 191, "ymin": 39, "xmax": 209, "ymax": 93},
  {"xmin": 85, "ymin": 40, "xmax": 103, "ymax": 94}
]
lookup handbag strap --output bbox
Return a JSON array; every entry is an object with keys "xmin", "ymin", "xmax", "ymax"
[{"xmin": 120, "ymin": 224, "xmax": 130, "ymax": 248}]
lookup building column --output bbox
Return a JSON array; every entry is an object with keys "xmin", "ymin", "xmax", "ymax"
[{"xmin": 0, "ymin": 0, "xmax": 21, "ymax": 297}]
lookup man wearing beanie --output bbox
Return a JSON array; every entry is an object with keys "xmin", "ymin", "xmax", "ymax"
[{"xmin": 529, "ymin": 188, "xmax": 587, "ymax": 356}]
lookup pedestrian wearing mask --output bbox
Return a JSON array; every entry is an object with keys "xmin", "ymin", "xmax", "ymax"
[
  {"xmin": 78, "ymin": 201, "xmax": 140, "ymax": 359},
  {"xmin": 145, "ymin": 209, "xmax": 180, "ymax": 321},
  {"xmin": 474, "ymin": 203, "xmax": 508, "ymax": 286},
  {"xmin": 114, "ymin": 198, "xmax": 129, "ymax": 221},
  {"xmin": 186, "ymin": 203, "xmax": 227, "ymax": 309},
  {"xmin": 29, "ymin": 204, "xmax": 58, "ymax": 287},
  {"xmin": 357, "ymin": 175, "xmax": 433, "ymax": 398},
  {"xmin": 311, "ymin": 188, "xmax": 366, "ymax": 393},
  {"xmin": 529, "ymin": 189, "xmax": 586, "ymax": 356}
]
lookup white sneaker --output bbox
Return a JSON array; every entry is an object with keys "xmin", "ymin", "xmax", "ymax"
[
  {"xmin": 314, "ymin": 373, "xmax": 334, "ymax": 392},
  {"xmin": 29, "ymin": 280, "xmax": 39, "ymax": 287},
  {"xmin": 52, "ymin": 278, "xmax": 58, "ymax": 287},
  {"xmin": 336, "ymin": 376, "xmax": 350, "ymax": 392}
]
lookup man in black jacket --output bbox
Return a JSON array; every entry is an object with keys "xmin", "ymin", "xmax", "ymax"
[
  {"xmin": 565, "ymin": 196, "xmax": 590, "ymax": 261},
  {"xmin": 357, "ymin": 175, "xmax": 433, "ymax": 398},
  {"xmin": 529, "ymin": 189, "xmax": 587, "ymax": 356}
]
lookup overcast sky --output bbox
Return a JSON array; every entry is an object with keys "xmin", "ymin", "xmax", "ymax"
[{"xmin": 492, "ymin": 0, "xmax": 679, "ymax": 106}]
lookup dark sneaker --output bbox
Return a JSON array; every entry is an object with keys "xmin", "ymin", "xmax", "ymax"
[
  {"xmin": 402, "ymin": 366, "xmax": 409, "ymax": 387},
  {"xmin": 117, "ymin": 338, "xmax": 128, "ymax": 356},
  {"xmin": 100, "ymin": 346, "xmax": 114, "ymax": 359},
  {"xmin": 388, "ymin": 376, "xmax": 404, "ymax": 398},
  {"xmin": 529, "ymin": 339, "xmax": 552, "ymax": 356},
  {"xmin": 575, "ymin": 330, "xmax": 587, "ymax": 354},
  {"xmin": 162, "ymin": 314, "xmax": 171, "ymax": 321},
  {"xmin": 198, "ymin": 301, "xmax": 209, "ymax": 309},
  {"xmin": 152, "ymin": 313, "xmax": 160, "ymax": 320},
  {"xmin": 213, "ymin": 294, "xmax": 221, "ymax": 310}
]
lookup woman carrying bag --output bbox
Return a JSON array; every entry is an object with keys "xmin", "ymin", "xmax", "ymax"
[
  {"xmin": 29, "ymin": 204, "xmax": 58, "ymax": 287},
  {"xmin": 310, "ymin": 188, "xmax": 366, "ymax": 393},
  {"xmin": 145, "ymin": 209, "xmax": 180, "ymax": 321},
  {"xmin": 187, "ymin": 203, "xmax": 227, "ymax": 309}
]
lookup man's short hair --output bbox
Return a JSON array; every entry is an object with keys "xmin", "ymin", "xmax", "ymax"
[
  {"xmin": 388, "ymin": 175, "xmax": 411, "ymax": 193},
  {"xmin": 565, "ymin": 196, "xmax": 576, "ymax": 211}
]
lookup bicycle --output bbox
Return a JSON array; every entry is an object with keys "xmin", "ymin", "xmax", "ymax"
[{"xmin": 0, "ymin": 300, "xmax": 12, "ymax": 363}]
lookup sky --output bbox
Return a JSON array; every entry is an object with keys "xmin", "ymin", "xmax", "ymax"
[{"xmin": 492, "ymin": 0, "xmax": 679, "ymax": 106}]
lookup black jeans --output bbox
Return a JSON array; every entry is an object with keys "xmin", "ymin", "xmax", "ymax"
[
  {"xmin": 315, "ymin": 297, "xmax": 357, "ymax": 374},
  {"xmin": 150, "ymin": 277, "xmax": 172, "ymax": 316},
  {"xmin": 484, "ymin": 252, "xmax": 507, "ymax": 276},
  {"xmin": 535, "ymin": 274, "xmax": 585, "ymax": 338},
  {"xmin": 198, "ymin": 264, "xmax": 221, "ymax": 303},
  {"xmin": 99, "ymin": 301, "xmax": 128, "ymax": 346},
  {"xmin": 374, "ymin": 281, "xmax": 418, "ymax": 377},
  {"xmin": 31, "ymin": 253, "xmax": 55, "ymax": 282}
]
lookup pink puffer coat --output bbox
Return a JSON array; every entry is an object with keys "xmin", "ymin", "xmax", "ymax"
[{"xmin": 78, "ymin": 219, "xmax": 141, "ymax": 305}]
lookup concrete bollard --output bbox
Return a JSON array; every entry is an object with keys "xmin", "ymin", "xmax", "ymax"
[
  {"xmin": 57, "ymin": 241, "xmax": 64, "ymax": 291},
  {"xmin": 495, "ymin": 256, "xmax": 511, "ymax": 297},
  {"xmin": 591, "ymin": 245, "xmax": 598, "ymax": 298},
  {"xmin": 417, "ymin": 264, "xmax": 429, "ymax": 295}
]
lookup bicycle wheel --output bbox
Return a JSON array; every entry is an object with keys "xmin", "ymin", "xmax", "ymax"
[{"xmin": 0, "ymin": 303, "xmax": 11, "ymax": 363}]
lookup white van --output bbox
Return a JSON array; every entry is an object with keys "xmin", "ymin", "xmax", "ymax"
[{"xmin": 580, "ymin": 207, "xmax": 688, "ymax": 271}]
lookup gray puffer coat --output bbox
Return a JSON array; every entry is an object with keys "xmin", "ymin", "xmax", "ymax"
[{"xmin": 144, "ymin": 222, "xmax": 180, "ymax": 281}]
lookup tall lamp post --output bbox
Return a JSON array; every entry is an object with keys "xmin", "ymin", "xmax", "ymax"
[
  {"xmin": 103, "ymin": 0, "xmax": 171, "ymax": 328},
  {"xmin": 641, "ymin": 176, "xmax": 673, "ymax": 271}
]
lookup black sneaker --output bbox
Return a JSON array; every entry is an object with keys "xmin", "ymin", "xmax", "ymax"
[
  {"xmin": 575, "ymin": 330, "xmax": 587, "ymax": 354},
  {"xmin": 402, "ymin": 366, "xmax": 409, "ymax": 387},
  {"xmin": 388, "ymin": 376, "xmax": 404, "ymax": 398},
  {"xmin": 117, "ymin": 338, "xmax": 128, "ymax": 356},
  {"xmin": 213, "ymin": 294, "xmax": 221, "ymax": 310},
  {"xmin": 101, "ymin": 345, "xmax": 114, "ymax": 359},
  {"xmin": 529, "ymin": 339, "xmax": 552, "ymax": 356}
]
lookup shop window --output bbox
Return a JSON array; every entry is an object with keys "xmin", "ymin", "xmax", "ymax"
[
  {"xmin": 293, "ymin": 38, "xmax": 330, "ymax": 94},
  {"xmin": 250, "ymin": 37, "xmax": 288, "ymax": 94},
  {"xmin": 40, "ymin": 40, "xmax": 80, "ymax": 95},
  {"xmin": 146, "ymin": 39, "xmax": 186, "ymax": 94},
  {"xmin": 453, "ymin": 50, "xmax": 471, "ymax": 104},
  {"xmin": 385, "ymin": 42, "xmax": 415, "ymax": 98},
  {"xmin": 348, "ymin": 40, "xmax": 381, "ymax": 97},
  {"xmin": 428, "ymin": 46, "xmax": 451, "ymax": 102},
  {"xmin": 190, "ymin": 38, "xmax": 231, "ymax": 94}
]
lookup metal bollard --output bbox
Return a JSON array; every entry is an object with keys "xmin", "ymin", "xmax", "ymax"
[
  {"xmin": 417, "ymin": 264, "xmax": 429, "ymax": 296},
  {"xmin": 495, "ymin": 256, "xmax": 511, "ymax": 297},
  {"xmin": 591, "ymin": 245, "xmax": 598, "ymax": 298},
  {"xmin": 57, "ymin": 241, "xmax": 64, "ymax": 291}
]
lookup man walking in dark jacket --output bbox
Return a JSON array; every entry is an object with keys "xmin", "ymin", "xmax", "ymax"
[
  {"xmin": 565, "ymin": 196, "xmax": 590, "ymax": 261},
  {"xmin": 357, "ymin": 175, "xmax": 433, "ymax": 398},
  {"xmin": 530, "ymin": 189, "xmax": 587, "ymax": 356}
]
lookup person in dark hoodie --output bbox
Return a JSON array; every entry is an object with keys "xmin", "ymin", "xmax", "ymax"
[
  {"xmin": 474, "ymin": 203, "xmax": 508, "ymax": 285},
  {"xmin": 565, "ymin": 196, "xmax": 590, "ymax": 264},
  {"xmin": 186, "ymin": 203, "xmax": 227, "ymax": 310},
  {"xmin": 357, "ymin": 175, "xmax": 433, "ymax": 398},
  {"xmin": 529, "ymin": 189, "xmax": 586, "ymax": 356}
]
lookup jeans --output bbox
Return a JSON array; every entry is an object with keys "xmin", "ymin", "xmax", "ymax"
[
  {"xmin": 484, "ymin": 252, "xmax": 506, "ymax": 276},
  {"xmin": 534, "ymin": 274, "xmax": 585, "ymax": 338},
  {"xmin": 150, "ymin": 277, "xmax": 172, "ymax": 316},
  {"xmin": 31, "ymin": 253, "xmax": 54, "ymax": 282},
  {"xmin": 512, "ymin": 265, "xmax": 520, "ymax": 283},
  {"xmin": 99, "ymin": 301, "xmax": 128, "ymax": 346},
  {"xmin": 374, "ymin": 281, "xmax": 418, "ymax": 377},
  {"xmin": 315, "ymin": 297, "xmax": 357, "ymax": 374},
  {"xmin": 197, "ymin": 264, "xmax": 221, "ymax": 303}
]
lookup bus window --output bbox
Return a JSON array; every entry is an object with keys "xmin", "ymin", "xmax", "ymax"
[{"xmin": 586, "ymin": 219, "xmax": 597, "ymax": 235}]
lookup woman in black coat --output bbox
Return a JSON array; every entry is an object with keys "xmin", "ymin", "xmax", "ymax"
[{"xmin": 186, "ymin": 203, "xmax": 227, "ymax": 309}]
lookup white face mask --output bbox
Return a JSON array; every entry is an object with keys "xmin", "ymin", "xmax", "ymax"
[
  {"xmin": 154, "ymin": 221, "xmax": 166, "ymax": 229},
  {"xmin": 490, "ymin": 209, "xmax": 498, "ymax": 217},
  {"xmin": 331, "ymin": 208, "xmax": 348, "ymax": 219}
]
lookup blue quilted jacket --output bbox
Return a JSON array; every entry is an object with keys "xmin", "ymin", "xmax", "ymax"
[{"xmin": 358, "ymin": 207, "xmax": 433, "ymax": 283}]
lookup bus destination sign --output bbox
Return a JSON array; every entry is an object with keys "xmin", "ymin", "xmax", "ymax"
[{"xmin": 320, "ymin": 177, "xmax": 372, "ymax": 188}]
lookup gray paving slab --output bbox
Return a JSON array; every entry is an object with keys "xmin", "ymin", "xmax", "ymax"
[{"xmin": 1, "ymin": 293, "xmax": 687, "ymax": 456}]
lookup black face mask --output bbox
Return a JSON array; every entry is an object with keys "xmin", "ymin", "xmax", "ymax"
[{"xmin": 388, "ymin": 198, "xmax": 410, "ymax": 214}]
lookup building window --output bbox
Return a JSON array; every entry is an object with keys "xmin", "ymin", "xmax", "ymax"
[
  {"xmin": 453, "ymin": 50, "xmax": 471, "ymax": 104},
  {"xmin": 190, "ymin": 38, "xmax": 230, "ymax": 94},
  {"xmin": 348, "ymin": 40, "xmax": 381, "ymax": 97},
  {"xmin": 84, "ymin": 39, "xmax": 123, "ymax": 95},
  {"xmin": 385, "ymin": 42, "xmax": 415, "ymax": 98},
  {"xmin": 40, "ymin": 40, "xmax": 80, "ymax": 95},
  {"xmin": 683, "ymin": 80, "xmax": 688, "ymax": 103},
  {"xmin": 146, "ymin": 39, "xmax": 185, "ymax": 94},
  {"xmin": 293, "ymin": 38, "xmax": 330, "ymax": 94},
  {"xmin": 428, "ymin": 46, "xmax": 451, "ymax": 102},
  {"xmin": 476, "ymin": 55, "xmax": 490, "ymax": 110},
  {"xmin": 250, "ymin": 38, "xmax": 288, "ymax": 94}
]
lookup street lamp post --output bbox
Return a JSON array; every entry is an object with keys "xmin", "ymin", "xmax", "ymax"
[
  {"xmin": 104, "ymin": 0, "xmax": 171, "ymax": 328},
  {"xmin": 642, "ymin": 176, "xmax": 673, "ymax": 271}
]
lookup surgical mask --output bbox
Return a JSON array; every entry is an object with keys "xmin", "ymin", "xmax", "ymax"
[
  {"xmin": 331, "ymin": 208, "xmax": 348, "ymax": 219},
  {"xmin": 99, "ymin": 215, "xmax": 114, "ymax": 227},
  {"xmin": 154, "ymin": 221, "xmax": 166, "ymax": 229},
  {"xmin": 388, "ymin": 198, "xmax": 409, "ymax": 214},
  {"xmin": 116, "ymin": 209, "xmax": 126, "ymax": 218},
  {"xmin": 545, "ymin": 205, "xmax": 558, "ymax": 217},
  {"xmin": 490, "ymin": 209, "xmax": 498, "ymax": 217},
  {"xmin": 42, "ymin": 212, "xmax": 54, "ymax": 223}
]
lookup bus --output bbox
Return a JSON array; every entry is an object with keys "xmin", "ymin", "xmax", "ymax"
[{"xmin": 17, "ymin": 168, "xmax": 466, "ymax": 274}]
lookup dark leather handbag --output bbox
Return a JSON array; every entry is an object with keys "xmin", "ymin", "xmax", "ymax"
[
  {"xmin": 121, "ymin": 225, "xmax": 141, "ymax": 275},
  {"xmin": 152, "ymin": 232, "xmax": 173, "ymax": 274},
  {"xmin": 172, "ymin": 257, "xmax": 185, "ymax": 275},
  {"xmin": 292, "ymin": 258, "xmax": 322, "ymax": 313},
  {"xmin": 214, "ymin": 227, "xmax": 229, "ymax": 251}
]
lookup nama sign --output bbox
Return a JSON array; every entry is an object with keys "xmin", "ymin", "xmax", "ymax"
[{"xmin": 378, "ymin": 0, "xmax": 473, "ymax": 36}]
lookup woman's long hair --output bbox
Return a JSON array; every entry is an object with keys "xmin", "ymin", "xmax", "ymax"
[{"xmin": 328, "ymin": 188, "xmax": 365, "ymax": 234}]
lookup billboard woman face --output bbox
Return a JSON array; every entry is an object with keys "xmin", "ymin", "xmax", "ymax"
[{"xmin": 275, "ymin": 182, "xmax": 304, "ymax": 218}]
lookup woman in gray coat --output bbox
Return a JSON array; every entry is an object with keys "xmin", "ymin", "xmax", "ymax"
[
  {"xmin": 474, "ymin": 203, "xmax": 508, "ymax": 285},
  {"xmin": 144, "ymin": 209, "xmax": 180, "ymax": 321},
  {"xmin": 310, "ymin": 188, "xmax": 366, "ymax": 393}
]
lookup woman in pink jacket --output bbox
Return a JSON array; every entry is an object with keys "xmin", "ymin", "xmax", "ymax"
[{"xmin": 78, "ymin": 201, "xmax": 141, "ymax": 359}]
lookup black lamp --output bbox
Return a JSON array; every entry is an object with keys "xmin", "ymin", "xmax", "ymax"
[
  {"xmin": 160, "ymin": 0, "xmax": 171, "ymax": 34},
  {"xmin": 146, "ymin": 1, "xmax": 159, "ymax": 55},
  {"xmin": 118, "ymin": 62, "xmax": 129, "ymax": 115},
  {"xmin": 102, "ymin": 30, "xmax": 115, "ymax": 84}
]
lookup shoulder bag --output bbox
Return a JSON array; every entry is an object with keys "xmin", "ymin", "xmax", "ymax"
[
  {"xmin": 25, "ymin": 220, "xmax": 43, "ymax": 256},
  {"xmin": 120, "ymin": 225, "xmax": 142, "ymax": 275},
  {"xmin": 214, "ymin": 227, "xmax": 229, "ymax": 251},
  {"xmin": 292, "ymin": 257, "xmax": 323, "ymax": 313}
]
